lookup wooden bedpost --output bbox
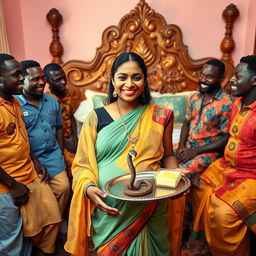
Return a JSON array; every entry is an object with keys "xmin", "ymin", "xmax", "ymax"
[
  {"xmin": 220, "ymin": 4, "xmax": 239, "ymax": 65},
  {"xmin": 47, "ymin": 8, "xmax": 64, "ymax": 65}
]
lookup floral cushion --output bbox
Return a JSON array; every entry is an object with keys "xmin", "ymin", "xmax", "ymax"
[
  {"xmin": 151, "ymin": 91, "xmax": 195, "ymax": 123},
  {"xmin": 151, "ymin": 93, "xmax": 186, "ymax": 123}
]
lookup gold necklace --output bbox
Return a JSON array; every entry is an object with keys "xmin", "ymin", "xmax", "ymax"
[{"xmin": 116, "ymin": 102, "xmax": 142, "ymax": 149}]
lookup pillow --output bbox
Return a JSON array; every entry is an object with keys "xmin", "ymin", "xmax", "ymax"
[
  {"xmin": 151, "ymin": 91, "xmax": 195, "ymax": 123},
  {"xmin": 82, "ymin": 89, "xmax": 196, "ymax": 123},
  {"xmin": 85, "ymin": 89, "xmax": 107, "ymax": 109},
  {"xmin": 73, "ymin": 99, "xmax": 92, "ymax": 123}
]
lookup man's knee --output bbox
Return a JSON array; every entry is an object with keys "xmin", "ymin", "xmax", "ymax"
[
  {"xmin": 57, "ymin": 175, "xmax": 70, "ymax": 196},
  {"xmin": 208, "ymin": 194, "xmax": 236, "ymax": 225},
  {"xmin": 61, "ymin": 178, "xmax": 70, "ymax": 194},
  {"xmin": 52, "ymin": 171, "xmax": 70, "ymax": 194}
]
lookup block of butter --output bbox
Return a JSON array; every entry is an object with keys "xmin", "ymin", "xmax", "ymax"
[{"xmin": 155, "ymin": 170, "xmax": 182, "ymax": 188}]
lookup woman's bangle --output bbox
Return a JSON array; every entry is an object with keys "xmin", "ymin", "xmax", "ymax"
[{"xmin": 84, "ymin": 183, "xmax": 96, "ymax": 198}]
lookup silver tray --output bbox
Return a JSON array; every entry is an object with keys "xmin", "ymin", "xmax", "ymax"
[{"xmin": 102, "ymin": 171, "xmax": 191, "ymax": 202}]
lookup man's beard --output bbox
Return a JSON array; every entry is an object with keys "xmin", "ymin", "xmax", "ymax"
[
  {"xmin": 51, "ymin": 87, "xmax": 66, "ymax": 98},
  {"xmin": 199, "ymin": 82, "xmax": 220, "ymax": 94}
]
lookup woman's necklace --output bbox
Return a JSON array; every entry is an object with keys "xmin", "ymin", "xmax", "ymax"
[{"xmin": 116, "ymin": 102, "xmax": 142, "ymax": 150}]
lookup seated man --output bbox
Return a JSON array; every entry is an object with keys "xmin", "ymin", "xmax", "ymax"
[
  {"xmin": 0, "ymin": 54, "xmax": 61, "ymax": 256},
  {"xmin": 43, "ymin": 63, "xmax": 78, "ymax": 179},
  {"xmin": 16, "ymin": 60, "xmax": 70, "ymax": 219},
  {"xmin": 177, "ymin": 59, "xmax": 234, "ymax": 185},
  {"xmin": 192, "ymin": 55, "xmax": 256, "ymax": 255},
  {"xmin": 176, "ymin": 59, "xmax": 234, "ymax": 253}
]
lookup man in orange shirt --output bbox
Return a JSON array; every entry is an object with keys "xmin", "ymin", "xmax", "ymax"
[{"xmin": 0, "ymin": 54, "xmax": 61, "ymax": 256}]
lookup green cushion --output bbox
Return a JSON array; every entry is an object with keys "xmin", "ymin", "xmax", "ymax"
[
  {"xmin": 91, "ymin": 94, "xmax": 107, "ymax": 108},
  {"xmin": 85, "ymin": 89, "xmax": 195, "ymax": 123},
  {"xmin": 85, "ymin": 90, "xmax": 107, "ymax": 109},
  {"xmin": 151, "ymin": 95, "xmax": 187, "ymax": 123}
]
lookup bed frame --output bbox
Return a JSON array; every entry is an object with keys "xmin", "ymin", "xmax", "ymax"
[{"xmin": 47, "ymin": 0, "xmax": 239, "ymax": 109}]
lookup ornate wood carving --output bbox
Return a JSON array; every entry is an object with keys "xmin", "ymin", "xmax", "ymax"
[
  {"xmin": 47, "ymin": 8, "xmax": 64, "ymax": 65},
  {"xmin": 62, "ymin": 0, "xmax": 235, "ymax": 108},
  {"xmin": 221, "ymin": 4, "xmax": 239, "ymax": 65}
]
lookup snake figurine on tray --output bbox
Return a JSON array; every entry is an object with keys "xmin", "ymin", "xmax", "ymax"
[{"xmin": 124, "ymin": 149, "xmax": 153, "ymax": 197}]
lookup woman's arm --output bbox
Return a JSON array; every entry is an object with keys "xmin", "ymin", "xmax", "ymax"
[{"xmin": 75, "ymin": 110, "xmax": 122, "ymax": 216}]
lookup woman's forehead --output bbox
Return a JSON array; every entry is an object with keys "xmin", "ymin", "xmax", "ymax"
[{"xmin": 115, "ymin": 61, "xmax": 142, "ymax": 74}]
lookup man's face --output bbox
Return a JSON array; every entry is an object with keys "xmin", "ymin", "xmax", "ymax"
[
  {"xmin": 198, "ymin": 64, "xmax": 221, "ymax": 94},
  {"xmin": 48, "ymin": 69, "xmax": 67, "ymax": 94},
  {"xmin": 0, "ymin": 59, "xmax": 24, "ymax": 96},
  {"xmin": 230, "ymin": 62, "xmax": 255, "ymax": 97},
  {"xmin": 23, "ymin": 66, "xmax": 46, "ymax": 98}
]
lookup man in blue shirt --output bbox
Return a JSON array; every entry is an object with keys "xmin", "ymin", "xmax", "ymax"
[{"xmin": 16, "ymin": 60, "xmax": 70, "ymax": 221}]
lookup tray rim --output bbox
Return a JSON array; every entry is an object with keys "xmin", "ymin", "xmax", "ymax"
[{"xmin": 102, "ymin": 170, "xmax": 191, "ymax": 202}]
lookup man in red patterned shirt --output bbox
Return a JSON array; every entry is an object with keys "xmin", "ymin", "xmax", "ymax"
[
  {"xmin": 178, "ymin": 59, "xmax": 234, "ymax": 254},
  {"xmin": 177, "ymin": 59, "xmax": 234, "ymax": 184},
  {"xmin": 44, "ymin": 63, "xmax": 78, "ymax": 179}
]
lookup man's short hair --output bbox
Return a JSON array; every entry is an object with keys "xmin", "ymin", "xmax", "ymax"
[
  {"xmin": 0, "ymin": 54, "xmax": 14, "ymax": 73},
  {"xmin": 20, "ymin": 60, "xmax": 40, "ymax": 76},
  {"xmin": 205, "ymin": 59, "xmax": 225, "ymax": 77},
  {"xmin": 240, "ymin": 55, "xmax": 256, "ymax": 74},
  {"xmin": 43, "ymin": 63, "xmax": 62, "ymax": 80}
]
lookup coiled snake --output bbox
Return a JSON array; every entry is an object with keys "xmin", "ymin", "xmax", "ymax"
[{"xmin": 124, "ymin": 149, "xmax": 153, "ymax": 196}]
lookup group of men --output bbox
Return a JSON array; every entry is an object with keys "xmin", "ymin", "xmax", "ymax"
[
  {"xmin": 0, "ymin": 54, "xmax": 77, "ymax": 256},
  {"xmin": 177, "ymin": 57, "xmax": 256, "ymax": 256},
  {"xmin": 1, "ymin": 52, "xmax": 256, "ymax": 256}
]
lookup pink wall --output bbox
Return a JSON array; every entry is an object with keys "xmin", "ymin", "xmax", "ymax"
[
  {"xmin": 2, "ymin": 0, "xmax": 256, "ymax": 67},
  {"xmin": 2, "ymin": 0, "xmax": 25, "ymax": 61},
  {"xmin": 244, "ymin": 0, "xmax": 256, "ymax": 55}
]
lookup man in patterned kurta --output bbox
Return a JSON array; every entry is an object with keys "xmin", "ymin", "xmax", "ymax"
[
  {"xmin": 192, "ymin": 55, "xmax": 256, "ymax": 255},
  {"xmin": 176, "ymin": 59, "xmax": 234, "ymax": 254},
  {"xmin": 177, "ymin": 59, "xmax": 234, "ymax": 185},
  {"xmin": 44, "ymin": 63, "xmax": 78, "ymax": 179}
]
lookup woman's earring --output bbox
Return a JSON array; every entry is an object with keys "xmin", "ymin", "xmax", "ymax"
[{"xmin": 113, "ymin": 91, "xmax": 117, "ymax": 97}]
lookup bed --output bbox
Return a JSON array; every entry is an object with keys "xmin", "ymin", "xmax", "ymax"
[
  {"xmin": 47, "ymin": 0, "xmax": 239, "ymax": 141},
  {"xmin": 46, "ymin": 1, "xmax": 243, "ymax": 254}
]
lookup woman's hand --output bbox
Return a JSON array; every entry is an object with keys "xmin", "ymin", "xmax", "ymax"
[{"xmin": 86, "ymin": 186, "xmax": 122, "ymax": 216}]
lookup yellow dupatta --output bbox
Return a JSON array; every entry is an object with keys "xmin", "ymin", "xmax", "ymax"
[{"xmin": 64, "ymin": 111, "xmax": 98, "ymax": 255}]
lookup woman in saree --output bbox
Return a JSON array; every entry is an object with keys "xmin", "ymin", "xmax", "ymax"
[{"xmin": 65, "ymin": 52, "xmax": 180, "ymax": 256}]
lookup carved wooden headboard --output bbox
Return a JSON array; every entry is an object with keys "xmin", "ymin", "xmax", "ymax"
[{"xmin": 47, "ymin": 0, "xmax": 239, "ymax": 109}]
